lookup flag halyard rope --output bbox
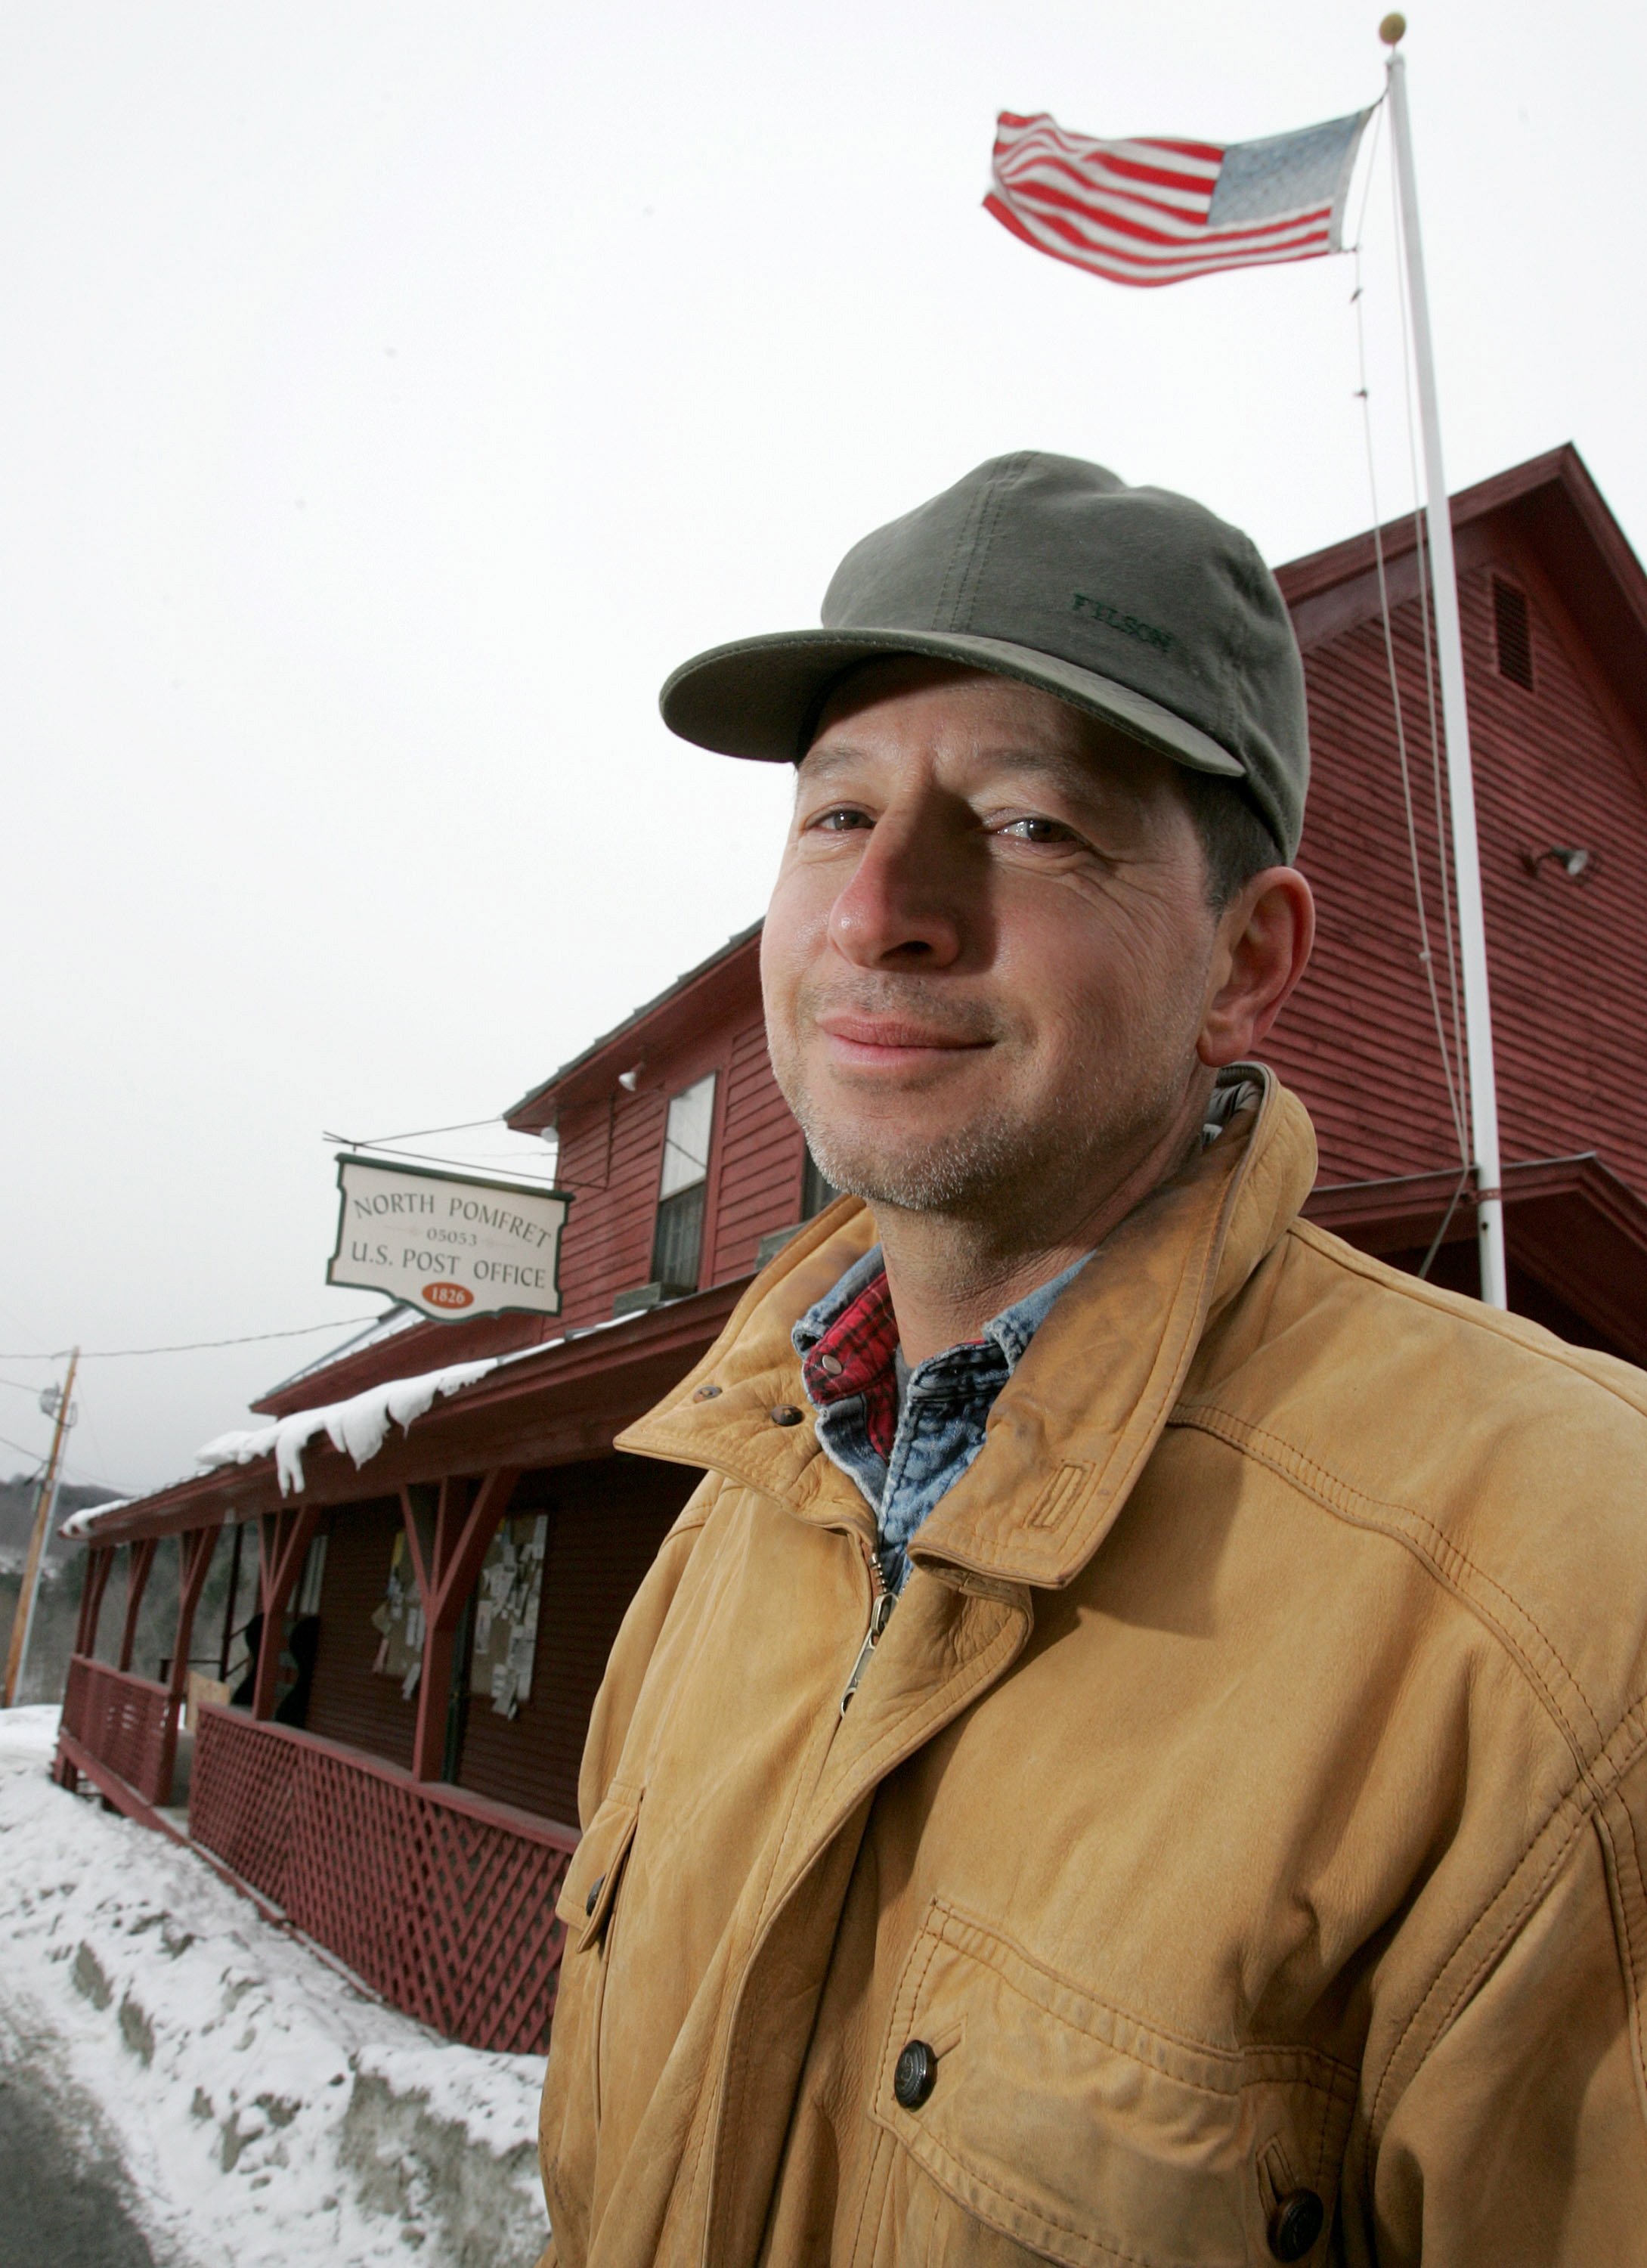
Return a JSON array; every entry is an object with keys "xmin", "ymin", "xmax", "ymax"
[
  {"xmin": 1348, "ymin": 196, "xmax": 1472, "ymax": 1182},
  {"xmin": 1386, "ymin": 144, "xmax": 1470, "ymax": 1127}
]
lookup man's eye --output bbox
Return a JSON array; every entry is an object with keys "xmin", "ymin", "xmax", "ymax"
[
  {"xmin": 1001, "ymin": 816, "xmax": 1076, "ymax": 845},
  {"xmin": 810, "ymin": 806, "xmax": 871, "ymax": 833}
]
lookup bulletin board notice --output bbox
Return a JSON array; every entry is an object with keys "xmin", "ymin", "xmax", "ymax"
[{"xmin": 469, "ymin": 1514, "xmax": 548, "ymax": 1719}]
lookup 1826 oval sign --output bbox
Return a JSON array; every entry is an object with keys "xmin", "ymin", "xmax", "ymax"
[{"xmin": 422, "ymin": 1281, "xmax": 475, "ymax": 1310}]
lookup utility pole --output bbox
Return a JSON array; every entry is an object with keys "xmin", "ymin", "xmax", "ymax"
[
  {"xmin": 4, "ymin": 1348, "xmax": 80, "ymax": 1708},
  {"xmin": 1382, "ymin": 16, "xmax": 1509, "ymax": 1307}
]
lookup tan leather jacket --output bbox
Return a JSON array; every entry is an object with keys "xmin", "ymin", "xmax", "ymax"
[{"xmin": 537, "ymin": 1076, "xmax": 1647, "ymax": 2266}]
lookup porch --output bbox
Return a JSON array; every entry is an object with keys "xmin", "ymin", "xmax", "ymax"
[
  {"xmin": 190, "ymin": 1705, "xmax": 575, "ymax": 2051},
  {"xmin": 48, "ymin": 1288, "xmax": 731, "ymax": 2050},
  {"xmin": 54, "ymin": 1659, "xmax": 574, "ymax": 2050}
]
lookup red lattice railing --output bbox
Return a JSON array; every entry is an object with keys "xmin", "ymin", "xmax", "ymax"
[
  {"xmin": 60, "ymin": 1655, "xmax": 177, "ymax": 1806},
  {"xmin": 191, "ymin": 1706, "xmax": 577, "ymax": 2053}
]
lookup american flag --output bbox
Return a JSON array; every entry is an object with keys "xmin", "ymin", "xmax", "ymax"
[{"xmin": 986, "ymin": 108, "xmax": 1372, "ymax": 288}]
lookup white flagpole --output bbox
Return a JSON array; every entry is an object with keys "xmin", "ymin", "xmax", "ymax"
[{"xmin": 1382, "ymin": 23, "xmax": 1508, "ymax": 1308}]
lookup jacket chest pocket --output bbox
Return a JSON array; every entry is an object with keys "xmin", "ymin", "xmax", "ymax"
[{"xmin": 864, "ymin": 1901, "xmax": 1354, "ymax": 2268}]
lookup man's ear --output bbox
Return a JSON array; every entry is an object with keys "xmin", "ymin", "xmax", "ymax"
[{"xmin": 1196, "ymin": 868, "xmax": 1315, "ymax": 1067}]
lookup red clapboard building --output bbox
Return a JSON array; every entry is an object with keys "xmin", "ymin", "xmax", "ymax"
[{"xmin": 53, "ymin": 445, "xmax": 1647, "ymax": 2052}]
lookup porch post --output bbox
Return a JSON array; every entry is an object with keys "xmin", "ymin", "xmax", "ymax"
[
  {"xmin": 217, "ymin": 1518, "xmax": 245, "ymax": 1678},
  {"xmin": 75, "ymin": 1545, "xmax": 115, "ymax": 1659},
  {"xmin": 156, "ymin": 1526, "xmax": 220, "ymax": 1803},
  {"xmin": 117, "ymin": 1538, "xmax": 158, "ymax": 1673},
  {"xmin": 251, "ymin": 1504, "xmax": 319, "ymax": 1720},
  {"xmin": 401, "ymin": 1467, "xmax": 519, "ymax": 1783}
]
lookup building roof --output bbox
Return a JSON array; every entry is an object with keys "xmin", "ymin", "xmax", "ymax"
[
  {"xmin": 1278, "ymin": 444, "xmax": 1647, "ymax": 738},
  {"xmin": 503, "ymin": 921, "xmax": 763, "ymax": 1133},
  {"xmin": 67, "ymin": 1279, "xmax": 744, "ymax": 1545}
]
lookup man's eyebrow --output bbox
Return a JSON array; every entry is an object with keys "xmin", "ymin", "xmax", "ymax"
[
  {"xmin": 966, "ymin": 745, "xmax": 1110, "ymax": 797},
  {"xmin": 793, "ymin": 742, "xmax": 868, "ymax": 786},
  {"xmin": 797, "ymin": 740, "xmax": 1116, "ymax": 800}
]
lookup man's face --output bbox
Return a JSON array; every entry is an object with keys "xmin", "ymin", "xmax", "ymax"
[{"xmin": 760, "ymin": 658, "xmax": 1233, "ymax": 1226}]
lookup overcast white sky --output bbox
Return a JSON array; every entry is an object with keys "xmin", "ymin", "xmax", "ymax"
[{"xmin": 4, "ymin": 0, "xmax": 1642, "ymax": 1494}]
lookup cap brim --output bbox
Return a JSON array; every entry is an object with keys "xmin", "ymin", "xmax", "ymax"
[{"xmin": 659, "ymin": 627, "xmax": 1244, "ymax": 782}]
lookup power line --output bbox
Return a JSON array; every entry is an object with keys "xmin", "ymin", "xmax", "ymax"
[
  {"xmin": 324, "ymin": 1114, "xmax": 509, "ymax": 1147},
  {"xmin": 0, "ymin": 1314, "xmax": 390, "ymax": 1362},
  {"xmin": 0, "ymin": 1430, "xmax": 128, "ymax": 1495},
  {"xmin": 325, "ymin": 1141, "xmax": 565, "ymax": 1185}
]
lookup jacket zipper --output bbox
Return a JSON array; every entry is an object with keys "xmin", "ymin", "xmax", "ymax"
[{"xmin": 841, "ymin": 1549, "xmax": 894, "ymax": 1716}]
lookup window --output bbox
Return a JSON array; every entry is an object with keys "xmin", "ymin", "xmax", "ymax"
[
  {"xmin": 801, "ymin": 1148, "xmax": 840, "ymax": 1220},
  {"xmin": 296, "ymin": 1531, "xmax": 328, "ymax": 1616},
  {"xmin": 650, "ymin": 1073, "xmax": 717, "ymax": 1291},
  {"xmin": 1492, "ymin": 577, "xmax": 1534, "ymax": 690}
]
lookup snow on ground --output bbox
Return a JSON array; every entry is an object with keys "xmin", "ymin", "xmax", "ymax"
[{"xmin": 0, "ymin": 1708, "xmax": 550, "ymax": 2267}]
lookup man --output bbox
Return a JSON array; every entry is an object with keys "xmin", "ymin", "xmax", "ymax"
[{"xmin": 537, "ymin": 454, "xmax": 1647, "ymax": 2265}]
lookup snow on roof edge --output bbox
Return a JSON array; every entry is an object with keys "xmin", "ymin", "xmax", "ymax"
[
  {"xmin": 60, "ymin": 1498, "xmax": 134, "ymax": 1541},
  {"xmin": 63, "ymin": 1293, "xmax": 693, "ymax": 1537},
  {"xmin": 196, "ymin": 1352, "xmax": 507, "ymax": 1498}
]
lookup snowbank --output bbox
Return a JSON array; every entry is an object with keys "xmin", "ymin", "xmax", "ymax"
[
  {"xmin": 0, "ymin": 1708, "xmax": 549, "ymax": 2267},
  {"xmin": 194, "ymin": 1357, "xmax": 503, "ymax": 1495}
]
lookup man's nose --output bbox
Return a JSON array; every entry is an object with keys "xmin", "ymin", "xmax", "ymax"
[{"xmin": 827, "ymin": 807, "xmax": 965, "ymax": 968}]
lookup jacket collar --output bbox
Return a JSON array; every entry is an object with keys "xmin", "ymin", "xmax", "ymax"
[{"xmin": 617, "ymin": 1067, "xmax": 1317, "ymax": 1590}]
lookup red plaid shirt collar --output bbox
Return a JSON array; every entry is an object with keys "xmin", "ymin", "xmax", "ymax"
[{"xmin": 798, "ymin": 1257, "xmax": 902, "ymax": 1461}]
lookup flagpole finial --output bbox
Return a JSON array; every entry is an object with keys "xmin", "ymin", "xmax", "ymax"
[{"xmin": 1379, "ymin": 11, "xmax": 1407, "ymax": 42}]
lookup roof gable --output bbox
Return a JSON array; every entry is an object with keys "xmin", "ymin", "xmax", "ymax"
[
  {"xmin": 503, "ymin": 922, "xmax": 763, "ymax": 1133},
  {"xmin": 1278, "ymin": 445, "xmax": 1647, "ymax": 753}
]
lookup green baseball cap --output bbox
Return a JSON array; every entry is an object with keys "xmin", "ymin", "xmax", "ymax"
[{"xmin": 659, "ymin": 450, "xmax": 1308, "ymax": 860}]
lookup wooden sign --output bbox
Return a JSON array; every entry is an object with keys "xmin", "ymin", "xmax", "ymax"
[{"xmin": 329, "ymin": 1155, "xmax": 571, "ymax": 1321}]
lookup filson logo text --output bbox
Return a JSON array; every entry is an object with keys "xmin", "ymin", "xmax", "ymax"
[{"xmin": 1070, "ymin": 593, "xmax": 1175, "ymax": 652}]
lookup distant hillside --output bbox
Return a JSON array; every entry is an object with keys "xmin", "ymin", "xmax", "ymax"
[
  {"xmin": 0, "ymin": 1476, "xmax": 256, "ymax": 1711},
  {"xmin": 0, "ymin": 1473, "xmax": 119, "ymax": 1563},
  {"xmin": 1, "ymin": 1473, "xmax": 125, "ymax": 1707}
]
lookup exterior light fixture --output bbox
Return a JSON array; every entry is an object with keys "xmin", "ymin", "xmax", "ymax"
[
  {"xmin": 1520, "ymin": 847, "xmax": 1593, "ymax": 880},
  {"xmin": 617, "ymin": 1064, "xmax": 645, "ymax": 1092}
]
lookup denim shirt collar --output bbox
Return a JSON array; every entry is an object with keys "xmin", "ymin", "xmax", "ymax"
[
  {"xmin": 793, "ymin": 1245, "xmax": 1091, "ymax": 1590},
  {"xmin": 791, "ymin": 1244, "xmax": 1085, "ymax": 1372}
]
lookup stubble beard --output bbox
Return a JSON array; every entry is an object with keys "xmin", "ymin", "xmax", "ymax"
[{"xmin": 768, "ymin": 979, "xmax": 1202, "ymax": 1228}]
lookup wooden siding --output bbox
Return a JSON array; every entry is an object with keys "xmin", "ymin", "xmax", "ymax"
[
  {"xmin": 711, "ymin": 1015, "xmax": 806, "ymax": 1282},
  {"xmin": 553, "ymin": 1086, "xmax": 671, "ymax": 1328},
  {"xmin": 304, "ymin": 1498, "xmax": 416, "ymax": 1773},
  {"xmin": 550, "ymin": 1012, "xmax": 801, "ymax": 1327},
  {"xmin": 1271, "ymin": 588, "xmax": 1469, "ymax": 1179},
  {"xmin": 456, "ymin": 1457, "xmax": 695, "ymax": 1826},
  {"xmin": 1462, "ymin": 555, "xmax": 1647, "ymax": 1185},
  {"xmin": 1271, "ymin": 555, "xmax": 1647, "ymax": 1198}
]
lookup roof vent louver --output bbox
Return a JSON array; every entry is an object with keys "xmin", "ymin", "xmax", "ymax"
[{"xmin": 1492, "ymin": 576, "xmax": 1534, "ymax": 690}]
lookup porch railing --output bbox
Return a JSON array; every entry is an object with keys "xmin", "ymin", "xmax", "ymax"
[
  {"xmin": 60, "ymin": 1655, "xmax": 177, "ymax": 1808},
  {"xmin": 191, "ymin": 1704, "xmax": 577, "ymax": 2053}
]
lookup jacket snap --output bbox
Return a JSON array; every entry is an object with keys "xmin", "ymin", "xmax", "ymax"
[
  {"xmin": 1268, "ymin": 2186, "xmax": 1323, "ymax": 2260},
  {"xmin": 692, "ymin": 1383, "xmax": 721, "ymax": 1402},
  {"xmin": 891, "ymin": 2040, "xmax": 937, "ymax": 2109},
  {"xmin": 584, "ymin": 1873, "xmax": 605, "ymax": 1918},
  {"xmin": 768, "ymin": 1403, "xmax": 805, "ymax": 1427}
]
